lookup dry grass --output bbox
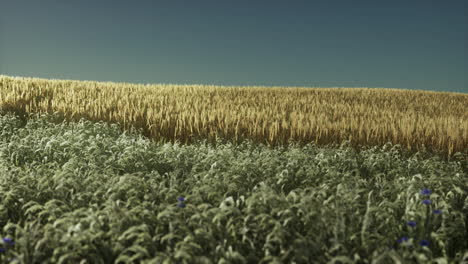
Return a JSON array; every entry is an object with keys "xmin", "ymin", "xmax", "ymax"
[{"xmin": 1, "ymin": 75, "xmax": 467, "ymax": 158}]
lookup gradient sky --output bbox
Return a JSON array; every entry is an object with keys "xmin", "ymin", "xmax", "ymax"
[{"xmin": 1, "ymin": 0, "xmax": 467, "ymax": 93}]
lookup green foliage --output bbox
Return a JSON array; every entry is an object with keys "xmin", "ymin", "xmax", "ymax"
[{"xmin": 0, "ymin": 111, "xmax": 466, "ymax": 263}]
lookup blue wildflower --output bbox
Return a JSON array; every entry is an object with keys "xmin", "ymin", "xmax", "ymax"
[
  {"xmin": 2, "ymin": 238, "xmax": 14, "ymax": 245},
  {"xmin": 177, "ymin": 203, "xmax": 186, "ymax": 208},
  {"xmin": 433, "ymin": 209, "xmax": 442, "ymax": 214},
  {"xmin": 0, "ymin": 248, "xmax": 5, "ymax": 253},
  {"xmin": 419, "ymin": 240, "xmax": 430, "ymax": 247},
  {"xmin": 177, "ymin": 197, "xmax": 185, "ymax": 202},
  {"xmin": 407, "ymin": 220, "xmax": 416, "ymax": 227},
  {"xmin": 422, "ymin": 199, "xmax": 431, "ymax": 205},
  {"xmin": 397, "ymin": 236, "xmax": 409, "ymax": 243},
  {"xmin": 420, "ymin": 189, "xmax": 431, "ymax": 196}
]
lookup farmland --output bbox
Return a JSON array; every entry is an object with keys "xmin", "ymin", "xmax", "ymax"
[
  {"xmin": 0, "ymin": 76, "xmax": 467, "ymax": 263},
  {"xmin": 1, "ymin": 76, "xmax": 467, "ymax": 158}
]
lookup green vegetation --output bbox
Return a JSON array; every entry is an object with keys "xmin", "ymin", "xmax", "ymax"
[{"xmin": 0, "ymin": 111, "xmax": 466, "ymax": 263}]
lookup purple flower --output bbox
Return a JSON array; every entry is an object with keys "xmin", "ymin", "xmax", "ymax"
[
  {"xmin": 419, "ymin": 240, "xmax": 430, "ymax": 247},
  {"xmin": 0, "ymin": 248, "xmax": 5, "ymax": 253},
  {"xmin": 422, "ymin": 199, "xmax": 431, "ymax": 205},
  {"xmin": 2, "ymin": 238, "xmax": 14, "ymax": 245},
  {"xmin": 177, "ymin": 203, "xmax": 186, "ymax": 208},
  {"xmin": 177, "ymin": 197, "xmax": 185, "ymax": 202},
  {"xmin": 433, "ymin": 209, "xmax": 442, "ymax": 214},
  {"xmin": 407, "ymin": 220, "xmax": 416, "ymax": 227},
  {"xmin": 397, "ymin": 236, "xmax": 409, "ymax": 243},
  {"xmin": 420, "ymin": 189, "xmax": 431, "ymax": 196}
]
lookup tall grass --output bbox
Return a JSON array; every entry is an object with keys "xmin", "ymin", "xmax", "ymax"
[
  {"xmin": 0, "ymin": 112, "xmax": 466, "ymax": 263},
  {"xmin": 1, "ymin": 75, "xmax": 466, "ymax": 158}
]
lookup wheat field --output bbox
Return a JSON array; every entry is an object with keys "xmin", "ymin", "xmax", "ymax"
[{"xmin": 0, "ymin": 75, "xmax": 467, "ymax": 158}]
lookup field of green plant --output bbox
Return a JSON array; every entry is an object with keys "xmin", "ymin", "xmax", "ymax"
[{"xmin": 0, "ymin": 111, "xmax": 467, "ymax": 263}]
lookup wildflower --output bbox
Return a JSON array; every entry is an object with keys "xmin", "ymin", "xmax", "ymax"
[
  {"xmin": 419, "ymin": 240, "xmax": 430, "ymax": 247},
  {"xmin": 420, "ymin": 189, "xmax": 431, "ymax": 196},
  {"xmin": 397, "ymin": 236, "xmax": 409, "ymax": 243},
  {"xmin": 177, "ymin": 197, "xmax": 185, "ymax": 202},
  {"xmin": 433, "ymin": 209, "xmax": 442, "ymax": 214},
  {"xmin": 422, "ymin": 199, "xmax": 431, "ymax": 205},
  {"xmin": 2, "ymin": 238, "xmax": 14, "ymax": 245},
  {"xmin": 0, "ymin": 248, "xmax": 5, "ymax": 253},
  {"xmin": 407, "ymin": 220, "xmax": 416, "ymax": 227},
  {"xmin": 177, "ymin": 203, "xmax": 186, "ymax": 208}
]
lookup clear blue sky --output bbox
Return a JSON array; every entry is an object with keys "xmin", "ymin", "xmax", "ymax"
[{"xmin": 1, "ymin": 0, "xmax": 467, "ymax": 93}]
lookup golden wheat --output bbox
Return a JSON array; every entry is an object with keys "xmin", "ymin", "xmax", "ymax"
[{"xmin": 0, "ymin": 75, "xmax": 467, "ymax": 158}]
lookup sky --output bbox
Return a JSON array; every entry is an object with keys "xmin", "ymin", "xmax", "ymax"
[{"xmin": 1, "ymin": 0, "xmax": 467, "ymax": 93}]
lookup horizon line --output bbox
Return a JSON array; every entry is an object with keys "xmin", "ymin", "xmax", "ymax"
[{"xmin": 1, "ymin": 74, "xmax": 466, "ymax": 95}]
